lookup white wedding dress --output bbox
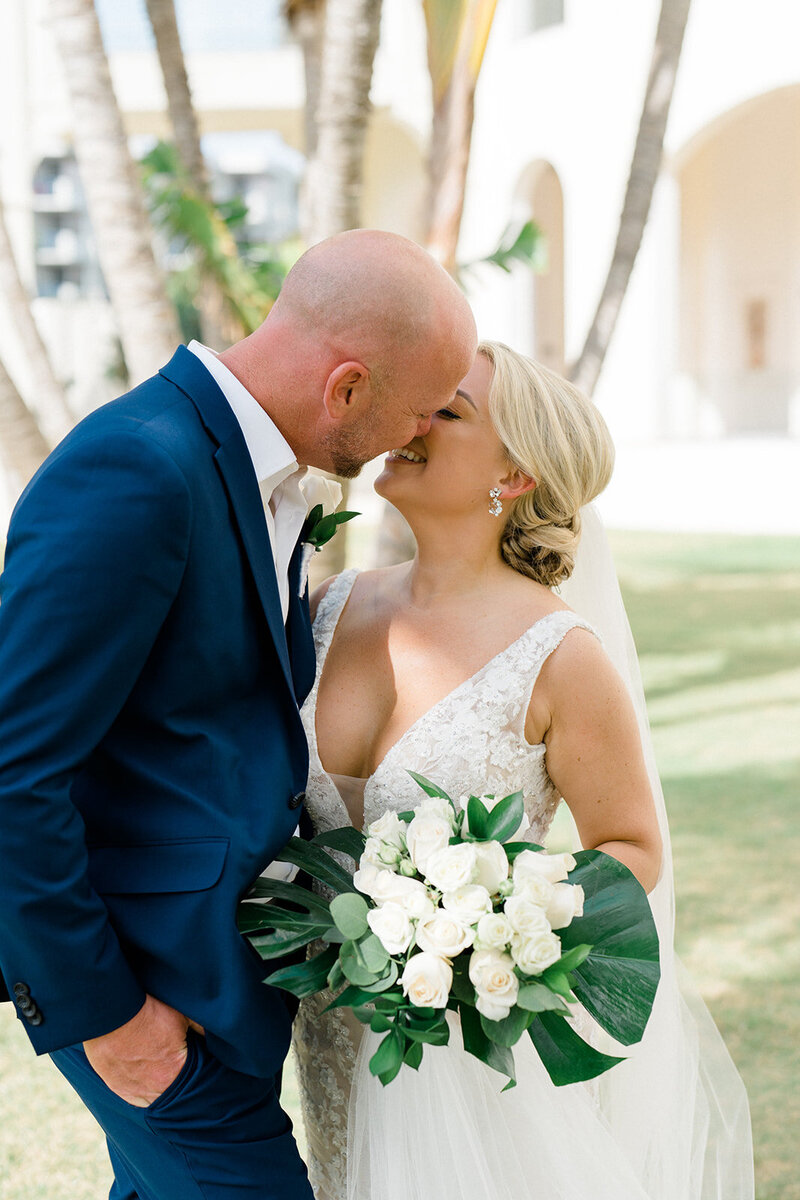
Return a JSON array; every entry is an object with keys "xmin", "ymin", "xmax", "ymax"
[{"xmin": 292, "ymin": 559, "xmax": 754, "ymax": 1200}]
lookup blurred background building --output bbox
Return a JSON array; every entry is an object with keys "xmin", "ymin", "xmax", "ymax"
[{"xmin": 0, "ymin": 0, "xmax": 798, "ymax": 532}]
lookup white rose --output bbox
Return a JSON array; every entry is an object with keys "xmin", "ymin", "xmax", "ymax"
[
  {"xmin": 401, "ymin": 952, "xmax": 452, "ymax": 1008},
  {"xmin": 513, "ymin": 849, "xmax": 576, "ymax": 886},
  {"xmin": 405, "ymin": 813, "xmax": 453, "ymax": 875},
  {"xmin": 472, "ymin": 841, "xmax": 509, "ymax": 894},
  {"xmin": 512, "ymin": 872, "xmax": 555, "ymax": 909},
  {"xmin": 370, "ymin": 871, "xmax": 435, "ymax": 919},
  {"xmin": 367, "ymin": 811, "xmax": 407, "ymax": 850},
  {"xmin": 366, "ymin": 902, "xmax": 415, "ymax": 956},
  {"xmin": 510, "ymin": 930, "xmax": 562, "ymax": 976},
  {"xmin": 546, "ymin": 882, "xmax": 585, "ymax": 930},
  {"xmin": 503, "ymin": 895, "xmax": 551, "ymax": 938},
  {"xmin": 468, "ymin": 949, "xmax": 519, "ymax": 1021},
  {"xmin": 424, "ymin": 843, "xmax": 478, "ymax": 892},
  {"xmin": 442, "ymin": 884, "xmax": 492, "ymax": 926},
  {"xmin": 460, "ymin": 794, "xmax": 531, "ymax": 841},
  {"xmin": 363, "ymin": 836, "xmax": 403, "ymax": 868},
  {"xmin": 299, "ymin": 473, "xmax": 343, "ymax": 517},
  {"xmin": 415, "ymin": 910, "xmax": 475, "ymax": 957},
  {"xmin": 474, "ymin": 912, "xmax": 514, "ymax": 951},
  {"xmin": 414, "ymin": 796, "xmax": 456, "ymax": 827},
  {"xmin": 352, "ymin": 861, "xmax": 381, "ymax": 897}
]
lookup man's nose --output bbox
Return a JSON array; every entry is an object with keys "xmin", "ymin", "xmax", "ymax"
[{"xmin": 416, "ymin": 414, "xmax": 433, "ymax": 437}]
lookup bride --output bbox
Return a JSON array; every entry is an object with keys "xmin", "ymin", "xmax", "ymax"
[{"xmin": 291, "ymin": 342, "xmax": 754, "ymax": 1200}]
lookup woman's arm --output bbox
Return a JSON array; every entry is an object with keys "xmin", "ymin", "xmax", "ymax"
[{"xmin": 530, "ymin": 628, "xmax": 663, "ymax": 893}]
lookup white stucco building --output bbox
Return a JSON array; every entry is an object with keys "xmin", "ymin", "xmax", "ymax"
[{"xmin": 0, "ymin": 0, "xmax": 798, "ymax": 533}]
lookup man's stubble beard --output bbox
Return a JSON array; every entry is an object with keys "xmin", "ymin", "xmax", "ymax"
[{"xmin": 321, "ymin": 393, "xmax": 388, "ymax": 479}]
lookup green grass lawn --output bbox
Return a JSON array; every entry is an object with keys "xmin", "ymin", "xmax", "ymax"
[{"xmin": 1, "ymin": 530, "xmax": 797, "ymax": 1198}]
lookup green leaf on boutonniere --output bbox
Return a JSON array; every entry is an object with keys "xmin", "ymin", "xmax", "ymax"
[{"xmin": 302, "ymin": 508, "xmax": 360, "ymax": 550}]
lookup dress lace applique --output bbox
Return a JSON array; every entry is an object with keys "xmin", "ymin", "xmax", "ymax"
[{"xmin": 292, "ymin": 569, "xmax": 598, "ymax": 1199}]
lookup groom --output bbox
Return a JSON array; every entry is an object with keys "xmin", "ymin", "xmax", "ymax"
[{"xmin": 0, "ymin": 229, "xmax": 476, "ymax": 1200}]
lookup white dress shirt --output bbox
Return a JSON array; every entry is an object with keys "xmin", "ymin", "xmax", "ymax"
[{"xmin": 188, "ymin": 340, "xmax": 308, "ymax": 623}]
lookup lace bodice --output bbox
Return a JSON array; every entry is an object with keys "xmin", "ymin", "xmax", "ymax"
[
  {"xmin": 301, "ymin": 568, "xmax": 596, "ymax": 842},
  {"xmin": 292, "ymin": 569, "xmax": 598, "ymax": 1200}
]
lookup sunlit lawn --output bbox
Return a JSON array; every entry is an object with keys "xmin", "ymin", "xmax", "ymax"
[{"xmin": 0, "ymin": 531, "xmax": 797, "ymax": 1199}]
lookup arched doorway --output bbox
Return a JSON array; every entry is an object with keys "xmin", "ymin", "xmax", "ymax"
[
  {"xmin": 677, "ymin": 87, "xmax": 800, "ymax": 436},
  {"xmin": 514, "ymin": 160, "xmax": 565, "ymax": 372}
]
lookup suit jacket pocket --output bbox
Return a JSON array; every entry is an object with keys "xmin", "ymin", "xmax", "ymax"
[{"xmin": 87, "ymin": 837, "xmax": 229, "ymax": 895}]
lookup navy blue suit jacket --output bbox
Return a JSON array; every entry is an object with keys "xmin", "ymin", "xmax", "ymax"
[{"xmin": 0, "ymin": 346, "xmax": 316, "ymax": 1078}]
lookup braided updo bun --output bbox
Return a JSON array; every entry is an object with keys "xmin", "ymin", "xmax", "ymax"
[{"xmin": 481, "ymin": 341, "xmax": 614, "ymax": 587}]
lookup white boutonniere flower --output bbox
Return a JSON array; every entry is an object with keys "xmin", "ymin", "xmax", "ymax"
[{"xmin": 296, "ymin": 473, "xmax": 359, "ymax": 596}]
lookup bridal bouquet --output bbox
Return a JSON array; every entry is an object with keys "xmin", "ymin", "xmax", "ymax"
[{"xmin": 238, "ymin": 774, "xmax": 660, "ymax": 1089}]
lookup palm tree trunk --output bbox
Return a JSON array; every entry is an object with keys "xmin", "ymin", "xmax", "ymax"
[
  {"xmin": 305, "ymin": 0, "xmax": 383, "ymax": 581},
  {"xmin": 424, "ymin": 0, "xmax": 498, "ymax": 275},
  {"xmin": 46, "ymin": 0, "xmax": 180, "ymax": 386},
  {"xmin": 0, "ymin": 198, "xmax": 73, "ymax": 444},
  {"xmin": 569, "ymin": 0, "xmax": 692, "ymax": 397},
  {"xmin": 307, "ymin": 0, "xmax": 382, "ymax": 241},
  {"xmin": 0, "ymin": 355, "xmax": 52, "ymax": 488},
  {"xmin": 285, "ymin": 0, "xmax": 326, "ymax": 160},
  {"xmin": 144, "ymin": 0, "xmax": 245, "ymax": 347}
]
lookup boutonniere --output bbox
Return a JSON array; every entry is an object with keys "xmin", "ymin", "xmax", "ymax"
[{"xmin": 297, "ymin": 474, "xmax": 359, "ymax": 595}]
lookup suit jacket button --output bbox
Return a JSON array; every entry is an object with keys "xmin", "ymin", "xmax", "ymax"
[
  {"xmin": 28, "ymin": 1012, "xmax": 43, "ymax": 1026},
  {"xmin": 17, "ymin": 997, "xmax": 35, "ymax": 1013},
  {"xmin": 13, "ymin": 982, "xmax": 30, "ymax": 997},
  {"xmin": 288, "ymin": 791, "xmax": 306, "ymax": 810}
]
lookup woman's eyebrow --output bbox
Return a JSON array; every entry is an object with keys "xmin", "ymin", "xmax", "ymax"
[{"xmin": 455, "ymin": 388, "xmax": 477, "ymax": 410}]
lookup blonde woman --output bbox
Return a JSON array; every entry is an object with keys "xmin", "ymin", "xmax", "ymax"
[{"xmin": 292, "ymin": 343, "xmax": 753, "ymax": 1200}]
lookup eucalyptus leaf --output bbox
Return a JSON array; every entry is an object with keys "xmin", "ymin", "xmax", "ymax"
[
  {"xmin": 330, "ymin": 892, "xmax": 370, "ymax": 939},
  {"xmin": 340, "ymin": 940, "xmax": 382, "ymax": 987},
  {"xmin": 516, "ymin": 981, "xmax": 570, "ymax": 1015},
  {"xmin": 359, "ymin": 933, "xmax": 390, "ymax": 974},
  {"xmin": 528, "ymin": 1010, "xmax": 624, "ymax": 1086},
  {"xmin": 358, "ymin": 960, "xmax": 399, "ymax": 993}
]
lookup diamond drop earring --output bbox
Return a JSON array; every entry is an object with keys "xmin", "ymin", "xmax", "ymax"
[{"xmin": 489, "ymin": 487, "xmax": 503, "ymax": 517}]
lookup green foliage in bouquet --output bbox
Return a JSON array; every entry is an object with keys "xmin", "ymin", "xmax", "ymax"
[{"xmin": 237, "ymin": 775, "xmax": 660, "ymax": 1090}]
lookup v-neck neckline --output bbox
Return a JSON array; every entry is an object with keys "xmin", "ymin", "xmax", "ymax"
[{"xmin": 310, "ymin": 570, "xmax": 569, "ymax": 792}]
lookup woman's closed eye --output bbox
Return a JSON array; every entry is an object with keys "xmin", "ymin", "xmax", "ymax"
[{"xmin": 436, "ymin": 408, "xmax": 461, "ymax": 421}]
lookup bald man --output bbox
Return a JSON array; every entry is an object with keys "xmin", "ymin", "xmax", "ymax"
[{"xmin": 0, "ymin": 230, "xmax": 476, "ymax": 1200}]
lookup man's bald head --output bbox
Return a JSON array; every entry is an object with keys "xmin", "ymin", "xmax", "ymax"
[
  {"xmin": 270, "ymin": 229, "xmax": 475, "ymax": 389},
  {"xmin": 223, "ymin": 229, "xmax": 477, "ymax": 475}
]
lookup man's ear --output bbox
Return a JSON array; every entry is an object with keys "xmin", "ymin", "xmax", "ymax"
[
  {"xmin": 499, "ymin": 467, "xmax": 537, "ymax": 502},
  {"xmin": 322, "ymin": 361, "xmax": 370, "ymax": 420}
]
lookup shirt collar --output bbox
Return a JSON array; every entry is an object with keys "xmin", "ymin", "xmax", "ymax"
[{"xmin": 188, "ymin": 340, "xmax": 302, "ymax": 490}]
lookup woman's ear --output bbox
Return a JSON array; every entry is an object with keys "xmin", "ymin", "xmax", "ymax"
[
  {"xmin": 499, "ymin": 467, "xmax": 537, "ymax": 502},
  {"xmin": 322, "ymin": 361, "xmax": 370, "ymax": 419}
]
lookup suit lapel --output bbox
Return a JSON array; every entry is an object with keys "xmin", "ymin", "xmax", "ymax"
[
  {"xmin": 159, "ymin": 347, "xmax": 295, "ymax": 699},
  {"xmin": 287, "ymin": 542, "xmax": 316, "ymax": 703}
]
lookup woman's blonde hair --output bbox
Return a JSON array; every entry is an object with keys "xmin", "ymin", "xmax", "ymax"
[{"xmin": 481, "ymin": 340, "xmax": 615, "ymax": 587}]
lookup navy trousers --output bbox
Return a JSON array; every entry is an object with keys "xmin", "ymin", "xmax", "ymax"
[{"xmin": 51, "ymin": 1030, "xmax": 314, "ymax": 1200}]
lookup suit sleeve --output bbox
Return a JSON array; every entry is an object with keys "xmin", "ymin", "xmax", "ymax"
[{"xmin": 0, "ymin": 428, "xmax": 192, "ymax": 1052}]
